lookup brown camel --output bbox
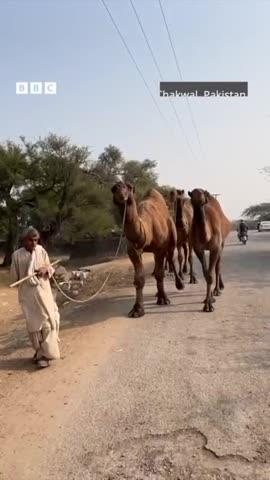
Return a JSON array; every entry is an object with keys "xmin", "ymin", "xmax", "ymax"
[
  {"xmin": 111, "ymin": 182, "xmax": 184, "ymax": 317},
  {"xmin": 170, "ymin": 189, "xmax": 197, "ymax": 284},
  {"xmin": 151, "ymin": 190, "xmax": 175, "ymax": 276},
  {"xmin": 188, "ymin": 189, "xmax": 231, "ymax": 312}
]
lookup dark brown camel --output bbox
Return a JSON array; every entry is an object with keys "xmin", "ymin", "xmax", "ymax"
[
  {"xmin": 188, "ymin": 189, "xmax": 231, "ymax": 312},
  {"xmin": 112, "ymin": 182, "xmax": 184, "ymax": 317},
  {"xmin": 170, "ymin": 189, "xmax": 197, "ymax": 284}
]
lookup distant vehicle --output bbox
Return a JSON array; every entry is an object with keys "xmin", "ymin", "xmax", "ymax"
[
  {"xmin": 258, "ymin": 221, "xmax": 270, "ymax": 232},
  {"xmin": 239, "ymin": 233, "xmax": 248, "ymax": 245}
]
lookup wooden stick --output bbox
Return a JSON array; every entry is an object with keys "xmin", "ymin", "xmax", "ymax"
[{"xmin": 9, "ymin": 259, "xmax": 61, "ymax": 288}]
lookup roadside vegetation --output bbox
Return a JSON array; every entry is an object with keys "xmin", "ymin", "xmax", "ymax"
[{"xmin": 0, "ymin": 134, "xmax": 173, "ymax": 266}]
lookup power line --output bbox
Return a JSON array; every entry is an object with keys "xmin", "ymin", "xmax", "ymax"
[
  {"xmin": 100, "ymin": 0, "xmax": 197, "ymax": 162},
  {"xmin": 129, "ymin": 0, "xmax": 162, "ymax": 79},
  {"xmin": 129, "ymin": 0, "xmax": 198, "ymax": 162},
  {"xmin": 158, "ymin": 0, "xmax": 205, "ymax": 162},
  {"xmin": 100, "ymin": 0, "xmax": 170, "ymax": 129}
]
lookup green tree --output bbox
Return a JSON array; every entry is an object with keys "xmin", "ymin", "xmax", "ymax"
[
  {"xmin": 22, "ymin": 134, "xmax": 115, "ymax": 244},
  {"xmin": 242, "ymin": 203, "xmax": 270, "ymax": 221},
  {"xmin": 122, "ymin": 159, "xmax": 158, "ymax": 199},
  {"xmin": 0, "ymin": 141, "xmax": 32, "ymax": 266},
  {"xmin": 90, "ymin": 145, "xmax": 124, "ymax": 185},
  {"xmin": 0, "ymin": 134, "xmax": 163, "ymax": 265},
  {"xmin": 243, "ymin": 166, "xmax": 270, "ymax": 221}
]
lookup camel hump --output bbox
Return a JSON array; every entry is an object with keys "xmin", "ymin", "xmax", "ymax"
[
  {"xmin": 206, "ymin": 197, "xmax": 231, "ymax": 239},
  {"xmin": 208, "ymin": 195, "xmax": 230, "ymax": 221},
  {"xmin": 139, "ymin": 189, "xmax": 171, "ymax": 229},
  {"xmin": 145, "ymin": 188, "xmax": 168, "ymax": 207}
]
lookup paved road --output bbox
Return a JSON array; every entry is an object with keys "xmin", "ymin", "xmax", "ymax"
[{"xmin": 1, "ymin": 232, "xmax": 270, "ymax": 479}]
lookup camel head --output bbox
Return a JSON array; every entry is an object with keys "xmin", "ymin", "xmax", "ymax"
[
  {"xmin": 188, "ymin": 189, "xmax": 210, "ymax": 207},
  {"xmin": 169, "ymin": 189, "xmax": 178, "ymax": 203},
  {"xmin": 111, "ymin": 181, "xmax": 135, "ymax": 205},
  {"xmin": 170, "ymin": 189, "xmax": 185, "ymax": 203}
]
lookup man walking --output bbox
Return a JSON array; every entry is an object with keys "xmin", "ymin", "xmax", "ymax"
[{"xmin": 10, "ymin": 227, "xmax": 60, "ymax": 368}]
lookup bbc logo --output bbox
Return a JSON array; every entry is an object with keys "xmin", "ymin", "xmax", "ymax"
[{"xmin": 16, "ymin": 82, "xmax": 57, "ymax": 95}]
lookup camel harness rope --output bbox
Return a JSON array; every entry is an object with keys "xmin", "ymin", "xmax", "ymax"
[{"xmin": 51, "ymin": 201, "xmax": 127, "ymax": 304}]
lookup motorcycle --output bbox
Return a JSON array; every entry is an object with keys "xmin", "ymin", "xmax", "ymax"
[{"xmin": 238, "ymin": 233, "xmax": 248, "ymax": 245}]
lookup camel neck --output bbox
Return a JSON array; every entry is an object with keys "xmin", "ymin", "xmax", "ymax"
[
  {"xmin": 176, "ymin": 198, "xmax": 184, "ymax": 226},
  {"xmin": 193, "ymin": 204, "xmax": 208, "ymax": 243},
  {"xmin": 124, "ymin": 196, "xmax": 146, "ymax": 248}
]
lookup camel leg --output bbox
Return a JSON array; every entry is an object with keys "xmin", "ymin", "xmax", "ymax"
[
  {"xmin": 219, "ymin": 274, "xmax": 225, "ymax": 290},
  {"xmin": 188, "ymin": 242, "xmax": 198, "ymax": 284},
  {"xmin": 164, "ymin": 257, "xmax": 168, "ymax": 271},
  {"xmin": 152, "ymin": 256, "xmax": 165, "ymax": 297},
  {"xmin": 203, "ymin": 248, "xmax": 220, "ymax": 312},
  {"xmin": 165, "ymin": 254, "xmax": 173, "ymax": 274},
  {"xmin": 177, "ymin": 245, "xmax": 184, "ymax": 279},
  {"xmin": 151, "ymin": 254, "xmax": 156, "ymax": 276},
  {"xmin": 194, "ymin": 248, "xmax": 215, "ymax": 304},
  {"xmin": 168, "ymin": 218, "xmax": 184, "ymax": 290},
  {"xmin": 183, "ymin": 242, "xmax": 188, "ymax": 274},
  {"xmin": 168, "ymin": 245, "xmax": 185, "ymax": 291},
  {"xmin": 155, "ymin": 253, "xmax": 170, "ymax": 305},
  {"xmin": 127, "ymin": 248, "xmax": 145, "ymax": 318},
  {"xmin": 213, "ymin": 254, "xmax": 222, "ymax": 296},
  {"xmin": 194, "ymin": 248, "xmax": 207, "ymax": 279},
  {"xmin": 219, "ymin": 242, "xmax": 225, "ymax": 290}
]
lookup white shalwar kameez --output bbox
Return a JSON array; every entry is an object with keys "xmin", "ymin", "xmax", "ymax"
[{"xmin": 10, "ymin": 245, "xmax": 60, "ymax": 360}]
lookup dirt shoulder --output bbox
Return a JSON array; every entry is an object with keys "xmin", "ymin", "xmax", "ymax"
[
  {"xmin": 0, "ymin": 252, "xmax": 154, "ymax": 360},
  {"xmin": 0, "ymin": 253, "xmax": 153, "ymax": 480},
  {"xmin": 0, "ymin": 235, "xmax": 270, "ymax": 479}
]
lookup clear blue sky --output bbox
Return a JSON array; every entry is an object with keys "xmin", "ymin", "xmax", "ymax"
[{"xmin": 1, "ymin": 0, "xmax": 270, "ymax": 218}]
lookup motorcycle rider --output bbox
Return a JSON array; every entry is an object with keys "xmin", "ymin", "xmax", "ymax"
[{"xmin": 238, "ymin": 219, "xmax": 248, "ymax": 241}]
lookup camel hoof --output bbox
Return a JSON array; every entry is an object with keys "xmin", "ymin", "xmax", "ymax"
[
  {"xmin": 157, "ymin": 296, "xmax": 170, "ymax": 305},
  {"xmin": 203, "ymin": 302, "xmax": 214, "ymax": 312},
  {"xmin": 213, "ymin": 288, "xmax": 221, "ymax": 297},
  {"xmin": 189, "ymin": 276, "xmax": 198, "ymax": 285},
  {"xmin": 175, "ymin": 278, "xmax": 185, "ymax": 290},
  {"xmin": 128, "ymin": 305, "xmax": 145, "ymax": 318},
  {"xmin": 220, "ymin": 283, "xmax": 225, "ymax": 290}
]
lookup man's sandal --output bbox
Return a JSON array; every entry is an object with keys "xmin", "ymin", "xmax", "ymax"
[{"xmin": 37, "ymin": 357, "xmax": 50, "ymax": 368}]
